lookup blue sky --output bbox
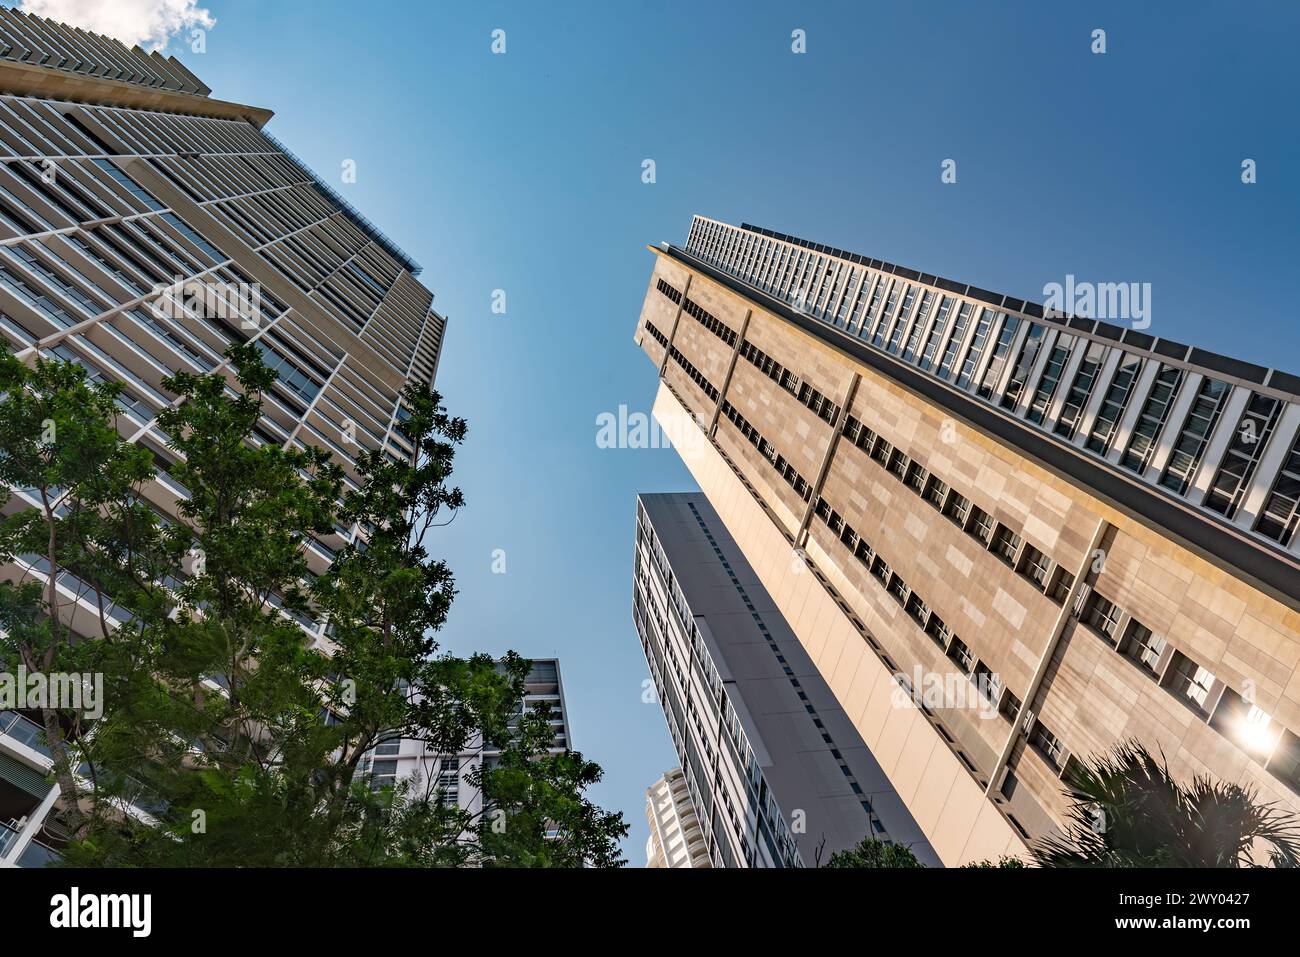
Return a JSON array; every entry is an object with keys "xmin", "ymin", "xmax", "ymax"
[{"xmin": 105, "ymin": 0, "xmax": 1300, "ymax": 861}]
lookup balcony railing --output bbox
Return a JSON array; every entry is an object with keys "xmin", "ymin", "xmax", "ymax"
[
  {"xmin": 16, "ymin": 838, "xmax": 59, "ymax": 868},
  {"xmin": 0, "ymin": 710, "xmax": 51, "ymax": 759},
  {"xmin": 0, "ymin": 820, "xmax": 19, "ymax": 858}
]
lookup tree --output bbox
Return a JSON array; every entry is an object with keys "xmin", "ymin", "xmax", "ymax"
[
  {"xmin": 1, "ymin": 344, "xmax": 626, "ymax": 867},
  {"xmin": 961, "ymin": 856, "xmax": 1027, "ymax": 869},
  {"xmin": 824, "ymin": 836, "xmax": 925, "ymax": 868},
  {"xmin": 0, "ymin": 350, "xmax": 167, "ymax": 840},
  {"xmin": 1032, "ymin": 740, "xmax": 1300, "ymax": 868}
]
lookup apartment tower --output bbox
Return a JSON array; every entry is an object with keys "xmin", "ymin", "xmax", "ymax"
[
  {"xmin": 365, "ymin": 659, "xmax": 571, "ymax": 825},
  {"xmin": 0, "ymin": 9, "xmax": 444, "ymax": 867},
  {"xmin": 645, "ymin": 768, "xmax": 710, "ymax": 868},
  {"xmin": 634, "ymin": 491, "xmax": 938, "ymax": 867},
  {"xmin": 633, "ymin": 215, "xmax": 1300, "ymax": 865}
]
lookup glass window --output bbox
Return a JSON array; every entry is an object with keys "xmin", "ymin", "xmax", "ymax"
[
  {"xmin": 1084, "ymin": 592, "xmax": 1121, "ymax": 640},
  {"xmin": 1054, "ymin": 342, "xmax": 1107, "ymax": 439},
  {"xmin": 976, "ymin": 314, "xmax": 1019, "ymax": 399},
  {"xmin": 1167, "ymin": 653, "xmax": 1215, "ymax": 713},
  {"xmin": 1159, "ymin": 378, "xmax": 1230, "ymax": 495},
  {"xmin": 1121, "ymin": 364, "xmax": 1184, "ymax": 473},
  {"xmin": 999, "ymin": 323, "xmax": 1045, "ymax": 410},
  {"xmin": 1086, "ymin": 355, "xmax": 1143, "ymax": 454},
  {"xmin": 1026, "ymin": 336, "xmax": 1074, "ymax": 425},
  {"xmin": 1118, "ymin": 620, "xmax": 1167, "ymax": 674},
  {"xmin": 1255, "ymin": 429, "xmax": 1300, "ymax": 546},
  {"xmin": 961, "ymin": 312, "xmax": 998, "ymax": 390},
  {"xmin": 1204, "ymin": 393, "xmax": 1282, "ymax": 517}
]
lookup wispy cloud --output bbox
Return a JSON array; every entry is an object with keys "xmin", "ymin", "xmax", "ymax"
[{"xmin": 19, "ymin": 0, "xmax": 215, "ymax": 52}]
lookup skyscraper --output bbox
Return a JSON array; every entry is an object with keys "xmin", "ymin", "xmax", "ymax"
[
  {"xmin": 634, "ymin": 491, "xmax": 940, "ymax": 867},
  {"xmin": 644, "ymin": 768, "xmax": 710, "ymax": 868},
  {"xmin": 0, "ymin": 9, "xmax": 444, "ymax": 867},
  {"xmin": 633, "ymin": 215, "xmax": 1300, "ymax": 865},
  {"xmin": 364, "ymin": 659, "xmax": 571, "ymax": 825}
]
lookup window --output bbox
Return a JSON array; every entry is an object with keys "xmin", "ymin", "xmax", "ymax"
[
  {"xmin": 905, "ymin": 591, "xmax": 929, "ymax": 625},
  {"xmin": 885, "ymin": 285, "xmax": 919, "ymax": 354},
  {"xmin": 925, "ymin": 614, "xmax": 951, "ymax": 649},
  {"xmin": 899, "ymin": 291, "xmax": 934, "ymax": 361},
  {"xmin": 1120, "ymin": 364, "xmax": 1184, "ymax": 473},
  {"xmin": 943, "ymin": 492, "xmax": 971, "ymax": 527},
  {"xmin": 1204, "ymin": 394, "xmax": 1282, "ymax": 518},
  {"xmin": 990, "ymin": 524, "xmax": 1022, "ymax": 565},
  {"xmin": 999, "ymin": 323, "xmax": 1046, "ymax": 411},
  {"xmin": 871, "ymin": 437, "xmax": 892, "ymax": 467},
  {"xmin": 974, "ymin": 662, "xmax": 1002, "ymax": 703},
  {"xmin": 923, "ymin": 475, "xmax": 948, "ymax": 509},
  {"xmin": 887, "ymin": 573, "xmax": 909, "ymax": 604},
  {"xmin": 1166, "ymin": 652, "xmax": 1215, "ymax": 714},
  {"xmin": 1117, "ymin": 620, "xmax": 1167, "ymax": 675},
  {"xmin": 1017, "ymin": 544, "xmax": 1050, "ymax": 589},
  {"xmin": 1000, "ymin": 690, "xmax": 1022, "ymax": 723},
  {"xmin": 369, "ymin": 759, "xmax": 398, "ymax": 791},
  {"xmin": 1026, "ymin": 336, "xmax": 1074, "ymax": 425},
  {"xmin": 935, "ymin": 301, "xmax": 974, "ymax": 377},
  {"xmin": 976, "ymin": 315, "xmax": 1019, "ymax": 399},
  {"xmin": 1030, "ymin": 722, "xmax": 1065, "ymax": 770},
  {"xmin": 870, "ymin": 285, "xmax": 902, "ymax": 346},
  {"xmin": 1267, "ymin": 730, "xmax": 1300, "ymax": 795},
  {"xmin": 92, "ymin": 158, "xmax": 164, "ymax": 211},
  {"xmin": 1254, "ymin": 428, "xmax": 1300, "ymax": 546},
  {"xmin": 1086, "ymin": 355, "xmax": 1142, "ymax": 454},
  {"xmin": 968, "ymin": 507, "xmax": 994, "ymax": 545},
  {"xmin": 1084, "ymin": 592, "xmax": 1121, "ymax": 642},
  {"xmin": 1159, "ymin": 377, "xmax": 1229, "ymax": 495},
  {"xmin": 916, "ymin": 296, "xmax": 953, "ymax": 369},
  {"xmin": 905, "ymin": 461, "xmax": 928, "ymax": 493},
  {"xmin": 888, "ymin": 448, "xmax": 909, "ymax": 481},
  {"xmin": 437, "ymin": 756, "xmax": 461, "ymax": 806},
  {"xmin": 1047, "ymin": 566, "xmax": 1075, "ymax": 604},
  {"xmin": 871, "ymin": 555, "xmax": 891, "ymax": 585},
  {"xmin": 374, "ymin": 735, "xmax": 401, "ymax": 756},
  {"xmin": 1054, "ymin": 342, "xmax": 1106, "ymax": 439},
  {"xmin": 948, "ymin": 637, "xmax": 975, "ymax": 675},
  {"xmin": 849, "ymin": 418, "xmax": 876, "ymax": 452},
  {"xmin": 954, "ymin": 308, "xmax": 995, "ymax": 389}
]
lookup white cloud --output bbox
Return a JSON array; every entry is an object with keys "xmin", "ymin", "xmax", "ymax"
[{"xmin": 19, "ymin": 0, "xmax": 215, "ymax": 52}]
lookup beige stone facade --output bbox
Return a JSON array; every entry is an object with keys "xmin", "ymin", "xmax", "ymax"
[{"xmin": 635, "ymin": 223, "xmax": 1300, "ymax": 863}]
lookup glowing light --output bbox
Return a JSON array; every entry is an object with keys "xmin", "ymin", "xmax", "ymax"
[{"xmin": 1237, "ymin": 706, "xmax": 1278, "ymax": 755}]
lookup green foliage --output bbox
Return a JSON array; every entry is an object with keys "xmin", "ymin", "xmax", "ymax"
[
  {"xmin": 1032, "ymin": 740, "xmax": 1300, "ymax": 868},
  {"xmin": 0, "ymin": 345, "xmax": 625, "ymax": 867},
  {"xmin": 961, "ymin": 856, "xmax": 1027, "ymax": 869},
  {"xmin": 824, "ymin": 836, "xmax": 925, "ymax": 868}
]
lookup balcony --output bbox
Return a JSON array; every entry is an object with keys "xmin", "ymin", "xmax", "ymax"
[
  {"xmin": 0, "ymin": 820, "xmax": 19, "ymax": 858},
  {"xmin": 0, "ymin": 710, "xmax": 50, "ymax": 760}
]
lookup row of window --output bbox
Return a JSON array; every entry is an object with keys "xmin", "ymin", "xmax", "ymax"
[
  {"xmin": 1075, "ymin": 588, "xmax": 1300, "ymax": 796},
  {"xmin": 720, "ymin": 399, "xmax": 813, "ymax": 504},
  {"xmin": 737, "ymin": 338, "xmax": 840, "ymax": 426},
  {"xmin": 841, "ymin": 413, "xmax": 1075, "ymax": 601},
  {"xmin": 656, "ymin": 277, "xmax": 738, "ymax": 348},
  {"xmin": 666, "ymin": 344, "xmax": 718, "ymax": 403},
  {"xmin": 657, "ymin": 278, "xmax": 844, "ymax": 432}
]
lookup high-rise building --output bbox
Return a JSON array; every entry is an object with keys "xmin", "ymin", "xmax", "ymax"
[
  {"xmin": 364, "ymin": 659, "xmax": 571, "ymax": 825},
  {"xmin": 634, "ymin": 491, "xmax": 938, "ymax": 867},
  {"xmin": 0, "ymin": 9, "xmax": 444, "ymax": 868},
  {"xmin": 645, "ymin": 768, "xmax": 710, "ymax": 868},
  {"xmin": 633, "ymin": 215, "xmax": 1300, "ymax": 865}
]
